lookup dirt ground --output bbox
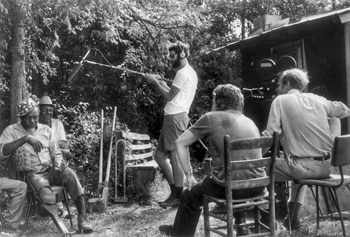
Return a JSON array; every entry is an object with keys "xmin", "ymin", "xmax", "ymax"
[{"xmin": 2, "ymin": 172, "xmax": 350, "ymax": 237}]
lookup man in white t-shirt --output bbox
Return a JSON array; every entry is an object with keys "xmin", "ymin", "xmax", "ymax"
[{"xmin": 145, "ymin": 41, "xmax": 198, "ymax": 208}]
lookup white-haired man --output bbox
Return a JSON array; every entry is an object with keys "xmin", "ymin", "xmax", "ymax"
[
  {"xmin": 0, "ymin": 96, "xmax": 93, "ymax": 233},
  {"xmin": 262, "ymin": 68, "xmax": 350, "ymax": 230}
]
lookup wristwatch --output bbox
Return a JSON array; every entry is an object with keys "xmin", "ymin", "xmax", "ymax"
[{"xmin": 185, "ymin": 170, "xmax": 193, "ymax": 176}]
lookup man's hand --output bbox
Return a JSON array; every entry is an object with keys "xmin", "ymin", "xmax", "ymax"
[
  {"xmin": 186, "ymin": 174, "xmax": 197, "ymax": 191},
  {"xmin": 26, "ymin": 135, "xmax": 44, "ymax": 153},
  {"xmin": 144, "ymin": 73, "xmax": 161, "ymax": 85}
]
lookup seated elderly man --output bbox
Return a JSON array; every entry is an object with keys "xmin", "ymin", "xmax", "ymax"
[
  {"xmin": 0, "ymin": 95, "xmax": 93, "ymax": 234},
  {"xmin": 159, "ymin": 84, "xmax": 266, "ymax": 237},
  {"xmin": 262, "ymin": 68, "xmax": 350, "ymax": 230},
  {"xmin": 39, "ymin": 95, "xmax": 68, "ymax": 150},
  {"xmin": 39, "ymin": 94, "xmax": 70, "ymax": 218},
  {"xmin": 0, "ymin": 164, "xmax": 27, "ymax": 233}
]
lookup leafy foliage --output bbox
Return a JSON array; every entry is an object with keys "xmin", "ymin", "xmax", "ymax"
[{"xmin": 2, "ymin": 0, "xmax": 350, "ymax": 203}]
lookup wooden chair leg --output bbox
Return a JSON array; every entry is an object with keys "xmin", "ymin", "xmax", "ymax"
[
  {"xmin": 0, "ymin": 190, "xmax": 3, "ymax": 232},
  {"xmin": 23, "ymin": 193, "xmax": 34, "ymax": 232},
  {"xmin": 227, "ymin": 211, "xmax": 234, "ymax": 237},
  {"xmin": 254, "ymin": 205, "xmax": 260, "ymax": 234},
  {"xmin": 62, "ymin": 190, "xmax": 73, "ymax": 228},
  {"xmin": 203, "ymin": 197, "xmax": 210, "ymax": 237},
  {"xmin": 283, "ymin": 181, "xmax": 292, "ymax": 234}
]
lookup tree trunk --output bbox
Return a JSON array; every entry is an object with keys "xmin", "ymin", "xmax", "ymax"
[
  {"xmin": 10, "ymin": 0, "xmax": 26, "ymax": 124},
  {"xmin": 8, "ymin": 1, "xmax": 26, "ymax": 179}
]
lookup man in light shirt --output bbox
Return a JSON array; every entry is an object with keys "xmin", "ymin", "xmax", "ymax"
[
  {"xmin": 262, "ymin": 68, "xmax": 350, "ymax": 230},
  {"xmin": 145, "ymin": 41, "xmax": 198, "ymax": 208},
  {"xmin": 0, "ymin": 96, "xmax": 93, "ymax": 233}
]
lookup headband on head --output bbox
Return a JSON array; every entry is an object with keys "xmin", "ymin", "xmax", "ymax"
[{"xmin": 17, "ymin": 95, "xmax": 39, "ymax": 117}]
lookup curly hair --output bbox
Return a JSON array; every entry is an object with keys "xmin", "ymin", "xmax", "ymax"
[
  {"xmin": 168, "ymin": 41, "xmax": 190, "ymax": 58},
  {"xmin": 213, "ymin": 84, "xmax": 244, "ymax": 111},
  {"xmin": 279, "ymin": 68, "xmax": 309, "ymax": 91}
]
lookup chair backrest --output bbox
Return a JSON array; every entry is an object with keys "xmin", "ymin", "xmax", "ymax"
[
  {"xmin": 117, "ymin": 131, "xmax": 154, "ymax": 163},
  {"xmin": 331, "ymin": 134, "xmax": 350, "ymax": 167},
  {"xmin": 224, "ymin": 131, "xmax": 279, "ymax": 191}
]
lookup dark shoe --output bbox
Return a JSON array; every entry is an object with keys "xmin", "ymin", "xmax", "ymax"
[
  {"xmin": 159, "ymin": 225, "xmax": 173, "ymax": 236},
  {"xmin": 78, "ymin": 214, "xmax": 93, "ymax": 234},
  {"xmin": 236, "ymin": 226, "xmax": 249, "ymax": 236},
  {"xmin": 158, "ymin": 194, "xmax": 174, "ymax": 204},
  {"xmin": 159, "ymin": 197, "xmax": 180, "ymax": 208},
  {"xmin": 283, "ymin": 215, "xmax": 300, "ymax": 230},
  {"xmin": 211, "ymin": 203, "xmax": 227, "ymax": 214}
]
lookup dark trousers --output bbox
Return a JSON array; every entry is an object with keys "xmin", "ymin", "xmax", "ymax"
[
  {"xmin": 172, "ymin": 176, "xmax": 264, "ymax": 237},
  {"xmin": 27, "ymin": 165, "xmax": 84, "ymax": 202}
]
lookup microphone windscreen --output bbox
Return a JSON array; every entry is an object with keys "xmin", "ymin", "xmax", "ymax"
[{"xmin": 68, "ymin": 63, "xmax": 83, "ymax": 82}]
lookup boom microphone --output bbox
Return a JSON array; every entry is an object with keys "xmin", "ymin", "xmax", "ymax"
[{"xmin": 67, "ymin": 49, "xmax": 91, "ymax": 82}]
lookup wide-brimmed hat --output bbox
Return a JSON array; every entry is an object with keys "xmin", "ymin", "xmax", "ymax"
[
  {"xmin": 39, "ymin": 95, "xmax": 53, "ymax": 106},
  {"xmin": 17, "ymin": 95, "xmax": 39, "ymax": 117}
]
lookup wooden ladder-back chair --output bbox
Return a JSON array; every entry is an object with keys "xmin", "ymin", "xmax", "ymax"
[
  {"xmin": 294, "ymin": 134, "xmax": 350, "ymax": 237},
  {"xmin": 203, "ymin": 131, "xmax": 279, "ymax": 237}
]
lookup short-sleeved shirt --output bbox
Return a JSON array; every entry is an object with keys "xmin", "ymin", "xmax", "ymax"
[
  {"xmin": 51, "ymin": 118, "xmax": 66, "ymax": 144},
  {"xmin": 0, "ymin": 122, "xmax": 63, "ymax": 167},
  {"xmin": 164, "ymin": 63, "xmax": 198, "ymax": 115},
  {"xmin": 262, "ymin": 89, "xmax": 350, "ymax": 157},
  {"xmin": 189, "ymin": 111, "xmax": 265, "ymax": 184}
]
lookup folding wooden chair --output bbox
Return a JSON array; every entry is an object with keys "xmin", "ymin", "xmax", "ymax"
[
  {"xmin": 293, "ymin": 134, "xmax": 350, "ymax": 237},
  {"xmin": 23, "ymin": 172, "xmax": 74, "ymax": 237},
  {"xmin": 203, "ymin": 131, "xmax": 279, "ymax": 237}
]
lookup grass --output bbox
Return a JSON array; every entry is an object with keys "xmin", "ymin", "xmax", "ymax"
[{"xmin": 2, "ymin": 170, "xmax": 350, "ymax": 237}]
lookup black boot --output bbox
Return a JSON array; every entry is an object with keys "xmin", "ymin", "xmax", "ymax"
[
  {"xmin": 234, "ymin": 212, "xmax": 249, "ymax": 236},
  {"xmin": 74, "ymin": 195, "xmax": 93, "ymax": 233},
  {"xmin": 283, "ymin": 202, "xmax": 301, "ymax": 230}
]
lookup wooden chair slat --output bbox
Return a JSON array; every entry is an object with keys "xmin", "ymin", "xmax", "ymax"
[
  {"xmin": 231, "ymin": 157, "xmax": 271, "ymax": 169},
  {"xmin": 125, "ymin": 152, "xmax": 154, "ymax": 161},
  {"xmin": 122, "ymin": 131, "xmax": 151, "ymax": 141},
  {"xmin": 231, "ymin": 177, "xmax": 271, "ymax": 189},
  {"xmin": 129, "ymin": 144, "xmax": 152, "ymax": 150}
]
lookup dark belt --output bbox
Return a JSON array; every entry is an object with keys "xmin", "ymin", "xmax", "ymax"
[{"xmin": 313, "ymin": 154, "xmax": 330, "ymax": 161}]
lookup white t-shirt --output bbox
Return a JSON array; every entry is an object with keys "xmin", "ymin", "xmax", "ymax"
[{"xmin": 164, "ymin": 63, "xmax": 198, "ymax": 115}]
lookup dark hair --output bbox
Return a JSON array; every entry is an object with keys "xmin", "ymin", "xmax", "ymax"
[
  {"xmin": 168, "ymin": 41, "xmax": 190, "ymax": 58},
  {"xmin": 213, "ymin": 84, "xmax": 244, "ymax": 111}
]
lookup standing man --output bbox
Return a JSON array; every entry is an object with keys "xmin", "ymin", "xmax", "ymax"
[
  {"xmin": 0, "ymin": 96, "xmax": 93, "ymax": 233},
  {"xmin": 145, "ymin": 41, "xmax": 198, "ymax": 208},
  {"xmin": 262, "ymin": 68, "xmax": 350, "ymax": 230}
]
